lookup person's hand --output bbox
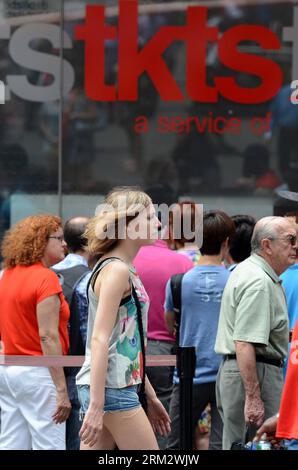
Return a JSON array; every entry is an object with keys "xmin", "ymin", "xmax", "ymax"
[
  {"xmin": 147, "ymin": 397, "xmax": 171, "ymax": 436},
  {"xmin": 79, "ymin": 405, "xmax": 104, "ymax": 447},
  {"xmin": 254, "ymin": 415, "xmax": 281, "ymax": 449},
  {"xmin": 52, "ymin": 390, "xmax": 71, "ymax": 424},
  {"xmin": 244, "ymin": 394, "xmax": 265, "ymax": 427}
]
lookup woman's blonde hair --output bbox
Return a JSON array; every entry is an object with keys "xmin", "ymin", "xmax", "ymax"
[
  {"xmin": 1, "ymin": 214, "xmax": 61, "ymax": 268},
  {"xmin": 85, "ymin": 187, "xmax": 152, "ymax": 256}
]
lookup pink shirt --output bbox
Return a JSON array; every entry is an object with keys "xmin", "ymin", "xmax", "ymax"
[{"xmin": 134, "ymin": 240, "xmax": 193, "ymax": 342}]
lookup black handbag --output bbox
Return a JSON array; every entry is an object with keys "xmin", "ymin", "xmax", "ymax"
[
  {"xmin": 132, "ymin": 284, "xmax": 148, "ymax": 413},
  {"xmin": 230, "ymin": 424, "xmax": 258, "ymax": 450}
]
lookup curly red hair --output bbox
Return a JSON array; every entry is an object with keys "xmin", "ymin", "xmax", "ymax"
[{"xmin": 1, "ymin": 214, "xmax": 62, "ymax": 268}]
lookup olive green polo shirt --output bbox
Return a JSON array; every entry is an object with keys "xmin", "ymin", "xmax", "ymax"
[{"xmin": 215, "ymin": 253, "xmax": 289, "ymax": 359}]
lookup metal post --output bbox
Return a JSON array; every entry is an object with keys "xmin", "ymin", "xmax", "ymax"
[
  {"xmin": 58, "ymin": 0, "xmax": 64, "ymax": 218},
  {"xmin": 177, "ymin": 346, "xmax": 196, "ymax": 450}
]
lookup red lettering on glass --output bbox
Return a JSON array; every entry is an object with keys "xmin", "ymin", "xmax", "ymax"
[{"xmin": 75, "ymin": 1, "xmax": 283, "ymax": 104}]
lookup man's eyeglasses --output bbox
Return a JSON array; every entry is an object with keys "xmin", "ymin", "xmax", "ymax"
[
  {"xmin": 49, "ymin": 236, "xmax": 65, "ymax": 243},
  {"xmin": 268, "ymin": 234, "xmax": 297, "ymax": 246}
]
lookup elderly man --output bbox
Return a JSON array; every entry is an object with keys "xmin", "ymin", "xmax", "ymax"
[{"xmin": 215, "ymin": 216, "xmax": 297, "ymax": 450}]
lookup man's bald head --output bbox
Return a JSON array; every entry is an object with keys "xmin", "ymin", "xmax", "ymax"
[
  {"xmin": 251, "ymin": 216, "xmax": 294, "ymax": 254},
  {"xmin": 64, "ymin": 217, "xmax": 90, "ymax": 253},
  {"xmin": 250, "ymin": 215, "xmax": 297, "ymax": 275}
]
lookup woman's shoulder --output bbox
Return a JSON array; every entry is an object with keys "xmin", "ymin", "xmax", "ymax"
[
  {"xmin": 13, "ymin": 262, "xmax": 50, "ymax": 277},
  {"xmin": 107, "ymin": 260, "xmax": 130, "ymax": 278},
  {"xmin": 95, "ymin": 258, "xmax": 130, "ymax": 284},
  {"xmin": 92, "ymin": 259, "xmax": 130, "ymax": 299},
  {"xmin": 30, "ymin": 263, "xmax": 61, "ymax": 285},
  {"xmin": 4, "ymin": 264, "xmax": 60, "ymax": 292}
]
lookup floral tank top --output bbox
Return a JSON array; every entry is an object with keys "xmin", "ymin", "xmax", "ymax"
[{"xmin": 76, "ymin": 258, "xmax": 149, "ymax": 389}]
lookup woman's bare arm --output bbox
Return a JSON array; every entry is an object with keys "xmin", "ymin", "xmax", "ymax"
[
  {"xmin": 79, "ymin": 261, "xmax": 130, "ymax": 446},
  {"xmin": 37, "ymin": 295, "xmax": 71, "ymax": 423}
]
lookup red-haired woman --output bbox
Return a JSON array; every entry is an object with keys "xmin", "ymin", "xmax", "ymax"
[{"xmin": 0, "ymin": 215, "xmax": 71, "ymax": 450}]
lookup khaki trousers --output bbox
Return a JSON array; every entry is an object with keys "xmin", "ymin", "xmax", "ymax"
[{"xmin": 216, "ymin": 358, "xmax": 283, "ymax": 450}]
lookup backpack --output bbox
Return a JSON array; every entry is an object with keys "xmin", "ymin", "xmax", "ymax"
[
  {"xmin": 170, "ymin": 273, "xmax": 184, "ymax": 353},
  {"xmin": 53, "ymin": 264, "xmax": 90, "ymax": 356}
]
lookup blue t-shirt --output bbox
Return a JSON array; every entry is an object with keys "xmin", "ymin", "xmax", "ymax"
[
  {"xmin": 280, "ymin": 264, "xmax": 298, "ymax": 330},
  {"xmin": 164, "ymin": 265, "xmax": 230, "ymax": 384}
]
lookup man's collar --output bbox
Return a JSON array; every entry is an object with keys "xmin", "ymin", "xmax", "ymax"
[
  {"xmin": 53, "ymin": 253, "xmax": 88, "ymax": 270},
  {"xmin": 250, "ymin": 253, "xmax": 281, "ymax": 283}
]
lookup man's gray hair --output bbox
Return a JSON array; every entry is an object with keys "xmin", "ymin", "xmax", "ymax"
[{"xmin": 251, "ymin": 216, "xmax": 286, "ymax": 253}]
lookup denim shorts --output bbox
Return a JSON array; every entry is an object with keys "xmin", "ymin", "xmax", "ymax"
[{"xmin": 77, "ymin": 384, "xmax": 141, "ymax": 419}]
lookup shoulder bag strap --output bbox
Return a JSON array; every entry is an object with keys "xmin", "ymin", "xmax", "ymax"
[
  {"xmin": 131, "ymin": 283, "xmax": 146, "ymax": 393},
  {"xmin": 170, "ymin": 273, "xmax": 184, "ymax": 348},
  {"xmin": 86, "ymin": 256, "xmax": 122, "ymax": 301}
]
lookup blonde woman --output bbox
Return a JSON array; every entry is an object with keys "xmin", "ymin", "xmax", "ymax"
[{"xmin": 76, "ymin": 187, "xmax": 171, "ymax": 450}]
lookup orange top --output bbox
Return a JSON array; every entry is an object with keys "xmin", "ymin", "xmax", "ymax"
[
  {"xmin": 276, "ymin": 319, "xmax": 298, "ymax": 439},
  {"xmin": 0, "ymin": 263, "xmax": 69, "ymax": 356}
]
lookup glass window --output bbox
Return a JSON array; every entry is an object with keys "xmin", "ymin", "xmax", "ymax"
[
  {"xmin": 1, "ymin": 0, "xmax": 298, "ymax": 250},
  {"xmin": 0, "ymin": 0, "xmax": 62, "ymax": 242}
]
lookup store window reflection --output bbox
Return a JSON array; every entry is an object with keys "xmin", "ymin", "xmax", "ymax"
[
  {"xmin": 63, "ymin": 71, "xmax": 98, "ymax": 192},
  {"xmin": 0, "ymin": 0, "xmax": 61, "ymax": 244},
  {"xmin": 62, "ymin": 0, "xmax": 298, "ymax": 198},
  {"xmin": 0, "ymin": 0, "xmax": 298, "ymax": 247}
]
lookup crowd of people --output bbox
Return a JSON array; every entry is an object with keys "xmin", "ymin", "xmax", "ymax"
[{"xmin": 0, "ymin": 186, "xmax": 298, "ymax": 451}]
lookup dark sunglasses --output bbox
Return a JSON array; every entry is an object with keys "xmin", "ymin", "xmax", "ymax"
[{"xmin": 269, "ymin": 234, "xmax": 297, "ymax": 246}]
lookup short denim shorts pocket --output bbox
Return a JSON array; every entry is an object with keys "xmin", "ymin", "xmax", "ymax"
[
  {"xmin": 77, "ymin": 384, "xmax": 90, "ymax": 421},
  {"xmin": 77, "ymin": 384, "xmax": 141, "ymax": 416},
  {"xmin": 104, "ymin": 389, "xmax": 119, "ymax": 410},
  {"xmin": 104, "ymin": 386, "xmax": 140, "ymax": 412}
]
